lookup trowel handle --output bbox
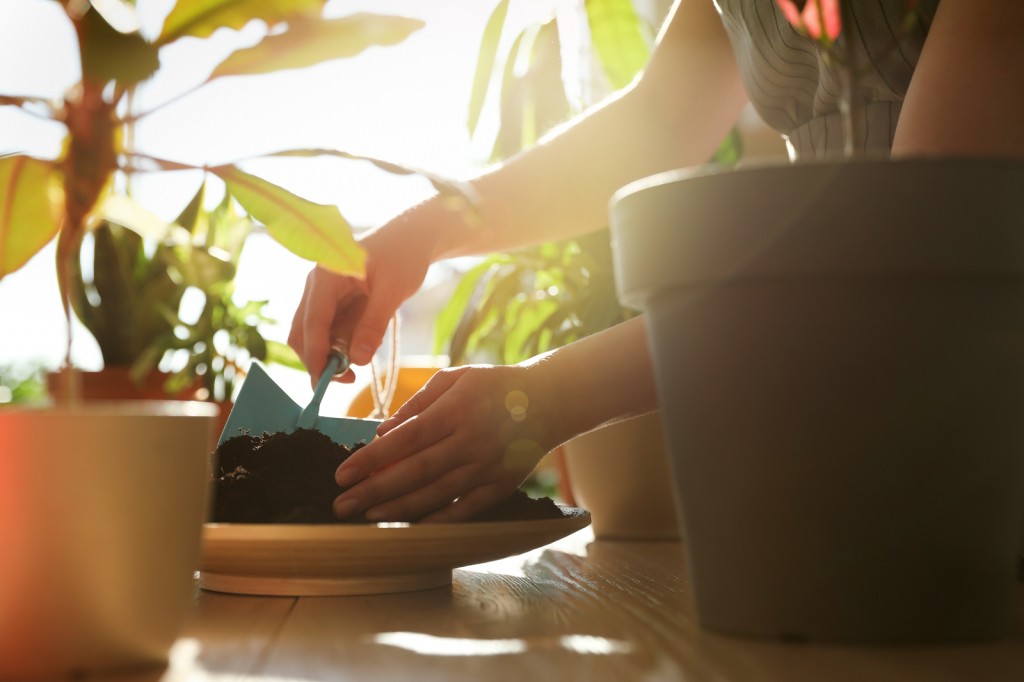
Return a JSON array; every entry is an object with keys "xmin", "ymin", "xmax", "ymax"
[
  {"xmin": 328, "ymin": 343, "xmax": 351, "ymax": 376},
  {"xmin": 296, "ymin": 350, "xmax": 348, "ymax": 430}
]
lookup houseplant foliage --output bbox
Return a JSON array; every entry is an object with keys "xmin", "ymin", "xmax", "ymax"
[
  {"xmin": 0, "ymin": 0, "xmax": 469, "ymax": 402},
  {"xmin": 70, "ymin": 181, "xmax": 299, "ymax": 402}
]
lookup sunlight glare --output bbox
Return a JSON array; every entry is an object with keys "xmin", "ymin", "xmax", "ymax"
[{"xmin": 375, "ymin": 632, "xmax": 527, "ymax": 657}]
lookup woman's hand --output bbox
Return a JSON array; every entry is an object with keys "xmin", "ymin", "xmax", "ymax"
[
  {"xmin": 288, "ymin": 220, "xmax": 435, "ymax": 383},
  {"xmin": 332, "ymin": 364, "xmax": 562, "ymax": 523}
]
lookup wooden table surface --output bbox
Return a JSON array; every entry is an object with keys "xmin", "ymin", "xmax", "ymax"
[{"xmin": 107, "ymin": 527, "xmax": 1024, "ymax": 682}]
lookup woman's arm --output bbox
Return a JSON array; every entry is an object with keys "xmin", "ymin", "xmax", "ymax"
[
  {"xmin": 435, "ymin": 0, "xmax": 749, "ymax": 258},
  {"xmin": 893, "ymin": 0, "xmax": 1024, "ymax": 158},
  {"xmin": 291, "ymin": 0, "xmax": 747, "ymax": 375}
]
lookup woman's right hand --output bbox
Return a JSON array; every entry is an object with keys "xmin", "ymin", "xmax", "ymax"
[{"xmin": 288, "ymin": 220, "xmax": 434, "ymax": 383}]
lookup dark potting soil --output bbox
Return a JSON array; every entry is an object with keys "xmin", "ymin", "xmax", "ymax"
[{"xmin": 212, "ymin": 428, "xmax": 564, "ymax": 524}]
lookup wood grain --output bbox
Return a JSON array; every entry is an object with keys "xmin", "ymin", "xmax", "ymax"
[{"xmin": 89, "ymin": 528, "xmax": 1024, "ymax": 682}]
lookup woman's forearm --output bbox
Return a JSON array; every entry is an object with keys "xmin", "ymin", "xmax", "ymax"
[
  {"xmin": 424, "ymin": 0, "xmax": 747, "ymax": 261},
  {"xmin": 524, "ymin": 315, "xmax": 659, "ymax": 449}
]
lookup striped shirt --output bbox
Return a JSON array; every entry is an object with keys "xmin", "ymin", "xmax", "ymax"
[{"xmin": 716, "ymin": 0, "xmax": 939, "ymax": 159}]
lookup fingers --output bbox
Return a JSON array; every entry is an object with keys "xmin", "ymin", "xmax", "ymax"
[
  {"xmin": 333, "ymin": 416, "xmax": 459, "ymax": 518},
  {"xmin": 336, "ymin": 410, "xmax": 453, "ymax": 488},
  {"xmin": 348, "ymin": 280, "xmax": 403, "ymax": 366},
  {"xmin": 331, "ymin": 364, "xmax": 544, "ymax": 523},
  {"xmin": 287, "ymin": 267, "xmax": 371, "ymax": 385},
  {"xmin": 376, "ymin": 367, "xmax": 466, "ymax": 436},
  {"xmin": 365, "ymin": 468, "xmax": 507, "ymax": 523}
]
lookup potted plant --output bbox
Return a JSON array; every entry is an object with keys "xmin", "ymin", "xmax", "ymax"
[
  {"xmin": 610, "ymin": 0, "xmax": 1024, "ymax": 642},
  {"xmin": 65, "ymin": 179, "xmax": 304, "ymax": 428},
  {"xmin": 0, "ymin": 1, "xmax": 456, "ymax": 403},
  {"xmin": 0, "ymin": 2, "xmax": 461, "ymax": 676}
]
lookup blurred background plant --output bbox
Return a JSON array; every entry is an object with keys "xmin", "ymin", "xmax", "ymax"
[
  {"xmin": 0, "ymin": 362, "xmax": 49, "ymax": 407},
  {"xmin": 71, "ymin": 180, "xmax": 303, "ymax": 403}
]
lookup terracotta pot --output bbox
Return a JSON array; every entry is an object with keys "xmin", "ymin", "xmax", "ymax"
[
  {"xmin": 0, "ymin": 401, "xmax": 217, "ymax": 677},
  {"xmin": 612, "ymin": 157, "xmax": 1024, "ymax": 643},
  {"xmin": 46, "ymin": 368, "xmax": 230, "ymax": 450},
  {"xmin": 561, "ymin": 411, "xmax": 680, "ymax": 540},
  {"xmin": 47, "ymin": 366, "xmax": 202, "ymax": 401}
]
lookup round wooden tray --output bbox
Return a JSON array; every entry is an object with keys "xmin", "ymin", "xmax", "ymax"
[{"xmin": 200, "ymin": 507, "xmax": 590, "ymax": 596}]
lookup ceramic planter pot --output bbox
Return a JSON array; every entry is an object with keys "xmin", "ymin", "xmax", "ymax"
[
  {"xmin": 0, "ymin": 401, "xmax": 217, "ymax": 677},
  {"xmin": 610, "ymin": 158, "xmax": 1024, "ymax": 643},
  {"xmin": 561, "ymin": 411, "xmax": 681, "ymax": 541}
]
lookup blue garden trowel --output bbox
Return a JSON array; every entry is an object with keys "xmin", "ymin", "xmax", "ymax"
[{"xmin": 217, "ymin": 351, "xmax": 381, "ymax": 447}]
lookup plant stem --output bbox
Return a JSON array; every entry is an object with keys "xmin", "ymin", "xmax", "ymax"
[{"xmin": 838, "ymin": 2, "xmax": 861, "ymax": 158}]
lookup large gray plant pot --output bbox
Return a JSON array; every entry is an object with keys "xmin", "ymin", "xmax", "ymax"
[{"xmin": 610, "ymin": 158, "xmax": 1024, "ymax": 643}]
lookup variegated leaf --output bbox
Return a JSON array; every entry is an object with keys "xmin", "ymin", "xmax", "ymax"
[{"xmin": 0, "ymin": 155, "xmax": 60, "ymax": 280}]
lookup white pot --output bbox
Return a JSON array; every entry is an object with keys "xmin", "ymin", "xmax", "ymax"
[
  {"xmin": 0, "ymin": 401, "xmax": 217, "ymax": 678},
  {"xmin": 561, "ymin": 411, "xmax": 680, "ymax": 541}
]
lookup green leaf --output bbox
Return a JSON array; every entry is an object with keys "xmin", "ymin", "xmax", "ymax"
[
  {"xmin": 174, "ymin": 180, "xmax": 206, "ymax": 233},
  {"xmin": 711, "ymin": 126, "xmax": 744, "ymax": 166},
  {"xmin": 79, "ymin": 6, "xmax": 159, "ymax": 86},
  {"xmin": 585, "ymin": 0, "xmax": 651, "ymax": 89},
  {"xmin": 158, "ymin": 0, "xmax": 325, "ymax": 45},
  {"xmin": 264, "ymin": 340, "xmax": 305, "ymax": 370},
  {"xmin": 0, "ymin": 156, "xmax": 59, "ymax": 280},
  {"xmin": 209, "ymin": 14, "xmax": 424, "ymax": 80},
  {"xmin": 467, "ymin": 0, "xmax": 510, "ymax": 138},
  {"xmin": 432, "ymin": 256, "xmax": 504, "ymax": 355},
  {"xmin": 94, "ymin": 193, "xmax": 184, "ymax": 242},
  {"xmin": 210, "ymin": 165, "xmax": 364, "ymax": 277},
  {"xmin": 504, "ymin": 297, "xmax": 559, "ymax": 364}
]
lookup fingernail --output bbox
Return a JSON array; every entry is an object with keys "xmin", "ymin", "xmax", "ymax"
[
  {"xmin": 336, "ymin": 466, "xmax": 357, "ymax": 487},
  {"xmin": 334, "ymin": 497, "xmax": 360, "ymax": 518}
]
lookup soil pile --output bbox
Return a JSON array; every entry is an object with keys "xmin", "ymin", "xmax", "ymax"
[{"xmin": 212, "ymin": 429, "xmax": 564, "ymax": 524}]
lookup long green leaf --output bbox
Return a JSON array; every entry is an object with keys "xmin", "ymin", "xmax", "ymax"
[
  {"xmin": 432, "ymin": 256, "xmax": 505, "ymax": 355},
  {"xmin": 209, "ymin": 14, "xmax": 424, "ymax": 80},
  {"xmin": 158, "ymin": 0, "xmax": 325, "ymax": 45},
  {"xmin": 504, "ymin": 297, "xmax": 559, "ymax": 364},
  {"xmin": 0, "ymin": 156, "xmax": 59, "ymax": 280},
  {"xmin": 210, "ymin": 165, "xmax": 364, "ymax": 277},
  {"xmin": 467, "ymin": 0, "xmax": 510, "ymax": 138},
  {"xmin": 585, "ymin": 0, "xmax": 650, "ymax": 89}
]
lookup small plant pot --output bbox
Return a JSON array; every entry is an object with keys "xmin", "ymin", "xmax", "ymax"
[
  {"xmin": 611, "ymin": 158, "xmax": 1024, "ymax": 643},
  {"xmin": 0, "ymin": 401, "xmax": 217, "ymax": 677},
  {"xmin": 561, "ymin": 411, "xmax": 681, "ymax": 541}
]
